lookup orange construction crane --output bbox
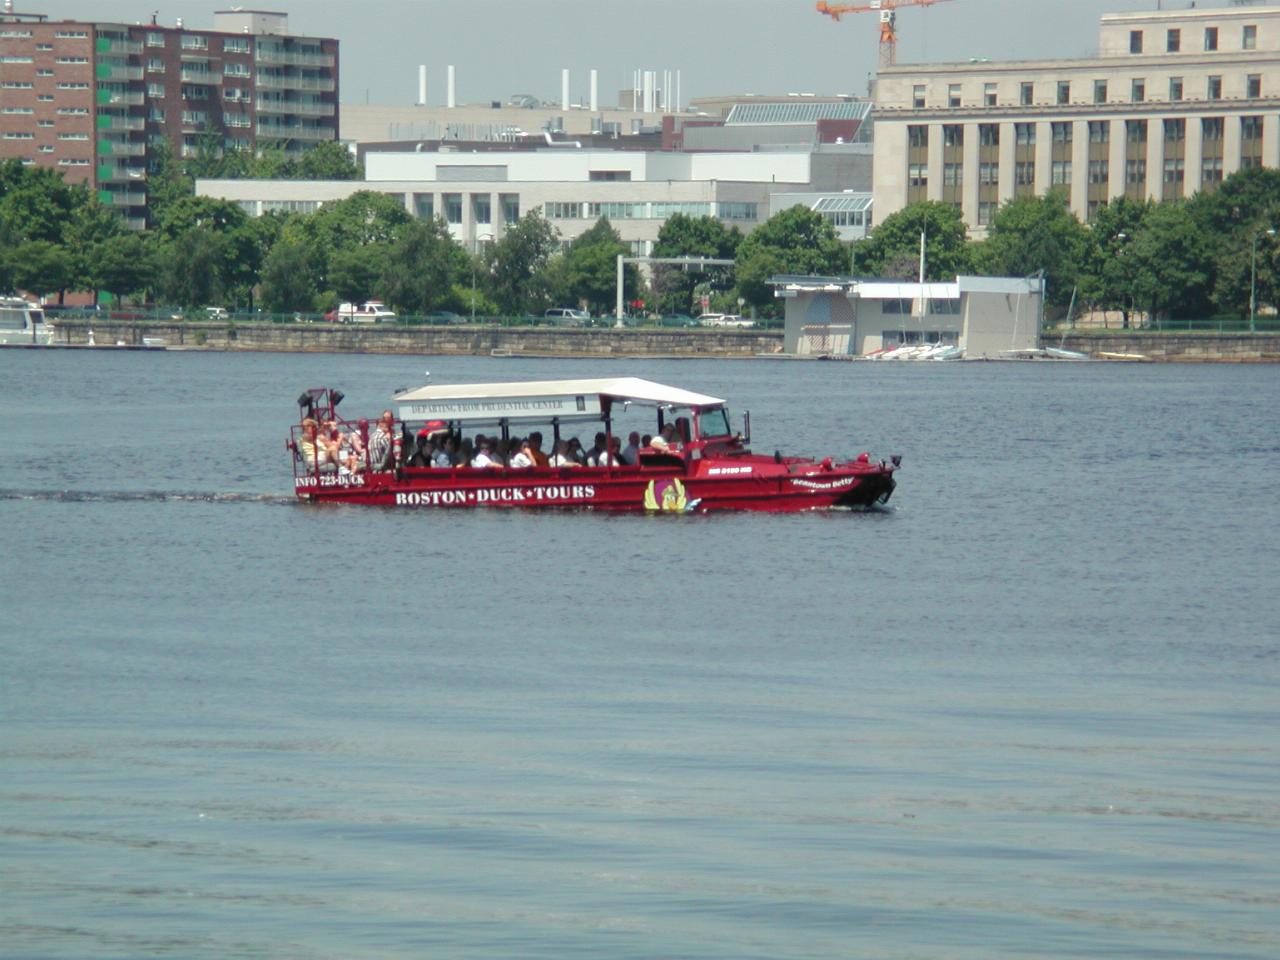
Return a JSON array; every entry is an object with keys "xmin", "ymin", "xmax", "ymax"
[{"xmin": 816, "ymin": 0, "xmax": 953, "ymax": 69}]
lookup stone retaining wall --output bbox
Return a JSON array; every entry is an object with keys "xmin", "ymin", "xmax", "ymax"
[
  {"xmin": 1058, "ymin": 332, "xmax": 1280, "ymax": 361},
  {"xmin": 49, "ymin": 320, "xmax": 785, "ymax": 357}
]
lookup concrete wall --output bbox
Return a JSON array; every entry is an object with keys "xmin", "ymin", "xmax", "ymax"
[{"xmin": 48, "ymin": 320, "xmax": 784, "ymax": 357}]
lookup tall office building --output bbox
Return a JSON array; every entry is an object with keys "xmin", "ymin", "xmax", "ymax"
[
  {"xmin": 872, "ymin": 6, "xmax": 1280, "ymax": 233},
  {"xmin": 0, "ymin": 7, "xmax": 338, "ymax": 228}
]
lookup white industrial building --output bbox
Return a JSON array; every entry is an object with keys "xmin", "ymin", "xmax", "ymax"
[
  {"xmin": 198, "ymin": 146, "xmax": 873, "ymax": 253},
  {"xmin": 774, "ymin": 275, "xmax": 1045, "ymax": 358}
]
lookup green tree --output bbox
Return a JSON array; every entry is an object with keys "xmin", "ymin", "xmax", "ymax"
[
  {"xmin": 155, "ymin": 195, "xmax": 262, "ymax": 305},
  {"xmin": 651, "ymin": 214, "xmax": 741, "ymax": 315},
  {"xmin": 1082, "ymin": 196, "xmax": 1154, "ymax": 326},
  {"xmin": 973, "ymin": 191, "xmax": 1091, "ymax": 307},
  {"xmin": 89, "ymin": 232, "xmax": 154, "ymax": 305},
  {"xmin": 486, "ymin": 207, "xmax": 560, "ymax": 315},
  {"xmin": 379, "ymin": 217, "xmax": 468, "ymax": 314},
  {"xmin": 561, "ymin": 217, "xmax": 635, "ymax": 314},
  {"xmin": 158, "ymin": 229, "xmax": 227, "ymax": 308},
  {"xmin": 259, "ymin": 237, "xmax": 322, "ymax": 313},
  {"xmin": 330, "ymin": 243, "xmax": 389, "ymax": 305},
  {"xmin": 144, "ymin": 140, "xmax": 194, "ymax": 226},
  {"xmin": 852, "ymin": 201, "xmax": 970, "ymax": 281},
  {"xmin": 1123, "ymin": 201, "xmax": 1214, "ymax": 322},
  {"xmin": 735, "ymin": 205, "xmax": 846, "ymax": 309},
  {"xmin": 292, "ymin": 141, "xmax": 361, "ymax": 180},
  {"xmin": 10, "ymin": 240, "xmax": 74, "ymax": 302},
  {"xmin": 0, "ymin": 160, "xmax": 79, "ymax": 243}
]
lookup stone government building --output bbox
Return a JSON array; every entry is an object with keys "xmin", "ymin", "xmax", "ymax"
[{"xmin": 872, "ymin": 5, "xmax": 1280, "ymax": 231}]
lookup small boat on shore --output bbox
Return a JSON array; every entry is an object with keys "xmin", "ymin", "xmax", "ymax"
[{"xmin": 288, "ymin": 377, "xmax": 900, "ymax": 512}]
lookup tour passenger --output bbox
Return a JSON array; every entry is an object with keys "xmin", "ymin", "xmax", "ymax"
[
  {"xmin": 432, "ymin": 435, "xmax": 456, "ymax": 468},
  {"xmin": 457, "ymin": 438, "xmax": 474, "ymax": 467},
  {"xmin": 586, "ymin": 431, "xmax": 608, "ymax": 467},
  {"xmin": 509, "ymin": 438, "xmax": 535, "ymax": 469},
  {"xmin": 368, "ymin": 410, "xmax": 397, "ymax": 471},
  {"xmin": 566, "ymin": 437, "xmax": 587, "ymax": 465},
  {"xmin": 527, "ymin": 431, "xmax": 550, "ymax": 468},
  {"xmin": 621, "ymin": 431, "xmax": 641, "ymax": 465},
  {"xmin": 549, "ymin": 439, "xmax": 579, "ymax": 467},
  {"xmin": 298, "ymin": 418, "xmax": 320, "ymax": 467},
  {"xmin": 650, "ymin": 423, "xmax": 679, "ymax": 452},
  {"xmin": 471, "ymin": 437, "xmax": 501, "ymax": 469},
  {"xmin": 597, "ymin": 435, "xmax": 623, "ymax": 467}
]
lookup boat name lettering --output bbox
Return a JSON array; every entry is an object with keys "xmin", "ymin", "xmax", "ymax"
[
  {"xmin": 790, "ymin": 477, "xmax": 857, "ymax": 491},
  {"xmin": 395, "ymin": 484, "xmax": 597, "ymax": 507},
  {"xmin": 401, "ymin": 395, "xmax": 601, "ymax": 421},
  {"xmin": 707, "ymin": 466, "xmax": 751, "ymax": 475},
  {"xmin": 295, "ymin": 473, "xmax": 366, "ymax": 489}
]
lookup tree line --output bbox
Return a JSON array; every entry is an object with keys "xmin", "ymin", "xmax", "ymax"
[{"xmin": 3, "ymin": 142, "xmax": 1280, "ymax": 323}]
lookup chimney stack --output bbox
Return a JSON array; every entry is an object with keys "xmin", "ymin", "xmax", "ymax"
[
  {"xmin": 418, "ymin": 64, "xmax": 427, "ymax": 106},
  {"xmin": 447, "ymin": 65, "xmax": 455, "ymax": 108}
]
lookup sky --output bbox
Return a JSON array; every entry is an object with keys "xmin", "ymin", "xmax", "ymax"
[{"xmin": 33, "ymin": 0, "xmax": 1203, "ymax": 107}]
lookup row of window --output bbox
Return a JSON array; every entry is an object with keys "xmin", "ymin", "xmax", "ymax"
[
  {"xmin": 910, "ymin": 115, "xmax": 1264, "ymax": 147},
  {"xmin": 917, "ymin": 72, "xmax": 1262, "ymax": 109},
  {"xmin": 1127, "ymin": 24, "xmax": 1254, "ymax": 54},
  {"xmin": 881, "ymin": 300, "xmax": 961, "ymax": 315}
]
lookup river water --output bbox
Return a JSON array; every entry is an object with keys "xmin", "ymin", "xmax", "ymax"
[{"xmin": 2, "ymin": 350, "xmax": 1277, "ymax": 959}]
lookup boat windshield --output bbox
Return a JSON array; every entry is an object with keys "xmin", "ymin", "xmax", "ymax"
[
  {"xmin": 698, "ymin": 407, "xmax": 731, "ymax": 438},
  {"xmin": 0, "ymin": 307, "xmax": 27, "ymax": 330}
]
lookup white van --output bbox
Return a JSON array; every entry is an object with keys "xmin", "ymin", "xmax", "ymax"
[
  {"xmin": 333, "ymin": 301, "xmax": 397, "ymax": 323},
  {"xmin": 544, "ymin": 308, "xmax": 590, "ymax": 326}
]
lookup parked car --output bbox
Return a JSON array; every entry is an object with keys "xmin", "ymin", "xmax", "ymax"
[
  {"xmin": 205, "ymin": 306, "xmax": 229, "ymax": 321},
  {"xmin": 660, "ymin": 313, "xmax": 699, "ymax": 328},
  {"xmin": 329, "ymin": 301, "xmax": 397, "ymax": 323},
  {"xmin": 425, "ymin": 310, "xmax": 466, "ymax": 324},
  {"xmin": 544, "ymin": 307, "xmax": 591, "ymax": 326}
]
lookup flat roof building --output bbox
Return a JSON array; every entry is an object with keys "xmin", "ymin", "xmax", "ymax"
[
  {"xmin": 0, "ymin": 7, "xmax": 338, "ymax": 228},
  {"xmin": 872, "ymin": 5, "xmax": 1280, "ymax": 232}
]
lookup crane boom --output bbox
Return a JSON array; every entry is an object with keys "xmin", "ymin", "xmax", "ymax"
[{"xmin": 816, "ymin": 0, "xmax": 953, "ymax": 68}]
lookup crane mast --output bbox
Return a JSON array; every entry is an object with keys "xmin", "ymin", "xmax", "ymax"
[{"xmin": 816, "ymin": 0, "xmax": 953, "ymax": 69}]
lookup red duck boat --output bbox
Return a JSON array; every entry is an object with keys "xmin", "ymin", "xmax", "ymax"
[{"xmin": 288, "ymin": 377, "xmax": 899, "ymax": 512}]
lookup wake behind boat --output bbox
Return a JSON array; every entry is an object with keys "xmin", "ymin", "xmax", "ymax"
[{"xmin": 287, "ymin": 377, "xmax": 899, "ymax": 512}]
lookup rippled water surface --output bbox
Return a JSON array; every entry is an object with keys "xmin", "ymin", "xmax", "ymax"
[{"xmin": 2, "ymin": 350, "xmax": 1278, "ymax": 959}]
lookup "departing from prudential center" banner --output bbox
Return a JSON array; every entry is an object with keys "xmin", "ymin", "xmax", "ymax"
[{"xmin": 397, "ymin": 394, "xmax": 602, "ymax": 423}]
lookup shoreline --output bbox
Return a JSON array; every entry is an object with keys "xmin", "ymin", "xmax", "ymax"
[{"xmin": 20, "ymin": 320, "xmax": 1280, "ymax": 362}]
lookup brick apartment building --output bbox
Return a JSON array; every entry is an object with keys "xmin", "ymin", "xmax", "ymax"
[{"xmin": 0, "ymin": 5, "xmax": 338, "ymax": 228}]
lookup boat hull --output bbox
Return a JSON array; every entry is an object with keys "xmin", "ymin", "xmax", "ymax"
[{"xmin": 294, "ymin": 462, "xmax": 897, "ymax": 513}]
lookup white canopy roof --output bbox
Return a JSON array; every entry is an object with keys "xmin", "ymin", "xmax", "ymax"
[
  {"xmin": 395, "ymin": 377, "xmax": 724, "ymax": 424},
  {"xmin": 397, "ymin": 377, "xmax": 722, "ymax": 408}
]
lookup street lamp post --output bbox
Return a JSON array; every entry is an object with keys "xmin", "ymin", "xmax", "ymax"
[{"xmin": 1250, "ymin": 227, "xmax": 1276, "ymax": 334}]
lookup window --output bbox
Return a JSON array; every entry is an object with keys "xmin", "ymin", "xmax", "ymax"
[
  {"xmin": 1093, "ymin": 80, "xmax": 1107, "ymax": 103},
  {"xmin": 912, "ymin": 84, "xmax": 925, "ymax": 108},
  {"xmin": 180, "ymin": 34, "xmax": 208, "ymax": 50},
  {"xmin": 1051, "ymin": 160, "xmax": 1072, "ymax": 185},
  {"xmin": 501, "ymin": 194, "xmax": 520, "ymax": 223},
  {"xmin": 54, "ymin": 30, "xmax": 88, "ymax": 38},
  {"xmin": 147, "ymin": 58, "xmax": 164, "ymax": 73},
  {"xmin": 224, "ymin": 37, "xmax": 250, "ymax": 54},
  {"xmin": 1057, "ymin": 81, "xmax": 1070, "ymax": 104},
  {"xmin": 1131, "ymin": 79, "xmax": 1145, "ymax": 102},
  {"xmin": 1015, "ymin": 122, "xmax": 1035, "ymax": 145},
  {"xmin": 180, "ymin": 110, "xmax": 206, "ymax": 125},
  {"xmin": 947, "ymin": 83, "xmax": 961, "ymax": 107},
  {"xmin": 978, "ymin": 161, "xmax": 998, "ymax": 185},
  {"xmin": 1242, "ymin": 115, "xmax": 1263, "ymax": 139},
  {"xmin": 979, "ymin": 124, "xmax": 998, "ymax": 146},
  {"xmin": 1020, "ymin": 81, "xmax": 1033, "ymax": 105},
  {"xmin": 38, "ymin": 145, "xmax": 54, "ymax": 153},
  {"xmin": 942, "ymin": 163, "xmax": 962, "ymax": 186},
  {"xmin": 1202, "ymin": 117, "xmax": 1223, "ymax": 141},
  {"xmin": 984, "ymin": 83, "xmax": 997, "ymax": 106},
  {"xmin": 36, "ymin": 43, "xmax": 52, "ymax": 51},
  {"xmin": 225, "ymin": 63, "xmax": 251, "ymax": 78},
  {"xmin": 0, "ymin": 55, "xmax": 34, "ymax": 63},
  {"xmin": 147, "ymin": 83, "xmax": 164, "ymax": 97},
  {"xmin": 471, "ymin": 194, "xmax": 491, "ymax": 225},
  {"xmin": 1051, "ymin": 121, "xmax": 1073, "ymax": 144},
  {"xmin": 1207, "ymin": 76, "xmax": 1222, "ymax": 100},
  {"xmin": 1016, "ymin": 161, "xmax": 1035, "ymax": 186},
  {"xmin": 943, "ymin": 124, "xmax": 963, "ymax": 147},
  {"xmin": 1166, "ymin": 28, "xmax": 1180, "ymax": 52},
  {"xmin": 1089, "ymin": 121, "xmax": 1109, "ymax": 144},
  {"xmin": 882, "ymin": 299, "xmax": 912, "ymax": 315},
  {"xmin": 56, "ymin": 82, "xmax": 89, "ymax": 89},
  {"xmin": 1126, "ymin": 158, "xmax": 1146, "ymax": 183},
  {"xmin": 56, "ymin": 56, "xmax": 88, "ymax": 64},
  {"xmin": 1, "ymin": 107, "xmax": 34, "ymax": 114},
  {"xmin": 56, "ymin": 106, "xmax": 88, "ymax": 115},
  {"xmin": 1164, "ymin": 118, "xmax": 1185, "ymax": 141},
  {"xmin": 1243, "ymin": 24, "xmax": 1257, "ymax": 50},
  {"xmin": 1088, "ymin": 160, "xmax": 1109, "ymax": 184},
  {"xmin": 181, "ymin": 85, "xmax": 209, "ymax": 100},
  {"xmin": 1163, "ymin": 157, "xmax": 1185, "ymax": 184},
  {"xmin": 977, "ymin": 202, "xmax": 995, "ymax": 226},
  {"xmin": 1169, "ymin": 76, "xmax": 1183, "ymax": 101},
  {"xmin": 57, "ymin": 132, "xmax": 88, "ymax": 140},
  {"xmin": 908, "ymin": 163, "xmax": 928, "ymax": 187},
  {"xmin": 1126, "ymin": 119, "xmax": 1147, "ymax": 143},
  {"xmin": 1202, "ymin": 157, "xmax": 1223, "ymax": 184},
  {"xmin": 146, "ymin": 31, "xmax": 164, "ymax": 46},
  {"xmin": 444, "ymin": 194, "xmax": 463, "ymax": 223},
  {"xmin": 1204, "ymin": 27, "xmax": 1217, "ymax": 51},
  {"xmin": 1129, "ymin": 30, "xmax": 1143, "ymax": 53},
  {"xmin": 1248, "ymin": 74, "xmax": 1262, "ymax": 98},
  {"xmin": 908, "ymin": 125, "xmax": 928, "ymax": 147},
  {"xmin": 0, "ymin": 81, "xmax": 32, "ymax": 89},
  {"xmin": 3, "ymin": 132, "xmax": 34, "ymax": 140}
]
